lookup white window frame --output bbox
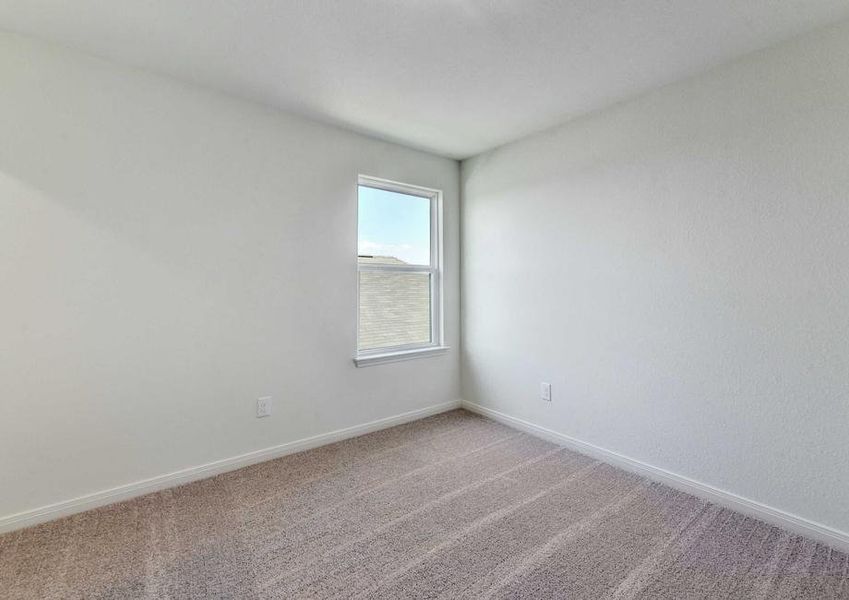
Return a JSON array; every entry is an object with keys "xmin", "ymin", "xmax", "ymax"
[{"xmin": 354, "ymin": 175, "xmax": 448, "ymax": 367}]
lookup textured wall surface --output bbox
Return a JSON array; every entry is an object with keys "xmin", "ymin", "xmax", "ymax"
[
  {"xmin": 0, "ymin": 33, "xmax": 459, "ymax": 520},
  {"xmin": 462, "ymin": 21, "xmax": 849, "ymax": 534},
  {"xmin": 358, "ymin": 257, "xmax": 432, "ymax": 350}
]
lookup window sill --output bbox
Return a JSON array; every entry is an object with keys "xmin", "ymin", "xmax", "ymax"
[{"xmin": 353, "ymin": 346, "xmax": 450, "ymax": 368}]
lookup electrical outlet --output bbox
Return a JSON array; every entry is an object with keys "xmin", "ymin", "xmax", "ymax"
[
  {"xmin": 256, "ymin": 396, "xmax": 272, "ymax": 418},
  {"xmin": 540, "ymin": 382, "xmax": 552, "ymax": 402}
]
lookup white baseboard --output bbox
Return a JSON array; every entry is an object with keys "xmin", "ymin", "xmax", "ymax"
[
  {"xmin": 462, "ymin": 400, "xmax": 849, "ymax": 554},
  {"xmin": 0, "ymin": 400, "xmax": 461, "ymax": 535}
]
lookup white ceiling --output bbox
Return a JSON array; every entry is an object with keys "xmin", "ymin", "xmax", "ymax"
[{"xmin": 2, "ymin": 1, "xmax": 849, "ymax": 159}]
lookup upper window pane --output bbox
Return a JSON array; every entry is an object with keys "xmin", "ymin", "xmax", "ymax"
[{"xmin": 358, "ymin": 185, "xmax": 431, "ymax": 266}]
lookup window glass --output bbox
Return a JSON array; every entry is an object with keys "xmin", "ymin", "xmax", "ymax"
[
  {"xmin": 358, "ymin": 271, "xmax": 431, "ymax": 350},
  {"xmin": 356, "ymin": 179, "xmax": 440, "ymax": 356},
  {"xmin": 358, "ymin": 186, "xmax": 431, "ymax": 266}
]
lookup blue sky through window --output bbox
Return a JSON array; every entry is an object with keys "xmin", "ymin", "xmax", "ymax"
[{"xmin": 358, "ymin": 186, "xmax": 430, "ymax": 265}]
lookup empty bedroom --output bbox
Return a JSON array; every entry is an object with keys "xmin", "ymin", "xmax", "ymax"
[{"xmin": 1, "ymin": 1, "xmax": 848, "ymax": 598}]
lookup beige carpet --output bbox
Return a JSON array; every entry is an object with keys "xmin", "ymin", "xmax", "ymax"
[{"xmin": 1, "ymin": 409, "xmax": 847, "ymax": 599}]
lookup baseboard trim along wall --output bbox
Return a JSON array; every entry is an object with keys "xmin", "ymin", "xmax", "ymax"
[
  {"xmin": 462, "ymin": 400, "xmax": 849, "ymax": 554},
  {"xmin": 0, "ymin": 400, "xmax": 462, "ymax": 534}
]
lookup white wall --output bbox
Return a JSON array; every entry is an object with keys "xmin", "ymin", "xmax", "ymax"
[
  {"xmin": 462, "ymin": 20, "xmax": 849, "ymax": 535},
  {"xmin": 0, "ymin": 32, "xmax": 459, "ymax": 522}
]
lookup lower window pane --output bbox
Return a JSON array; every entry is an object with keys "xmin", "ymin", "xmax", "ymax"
[{"xmin": 358, "ymin": 271, "xmax": 431, "ymax": 351}]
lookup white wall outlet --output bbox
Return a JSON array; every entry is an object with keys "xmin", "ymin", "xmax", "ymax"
[
  {"xmin": 540, "ymin": 382, "xmax": 552, "ymax": 402},
  {"xmin": 256, "ymin": 396, "xmax": 272, "ymax": 418}
]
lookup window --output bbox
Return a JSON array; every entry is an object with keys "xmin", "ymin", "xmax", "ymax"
[{"xmin": 355, "ymin": 176, "xmax": 446, "ymax": 366}]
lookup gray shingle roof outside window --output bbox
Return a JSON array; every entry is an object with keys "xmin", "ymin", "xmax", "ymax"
[{"xmin": 358, "ymin": 256, "xmax": 431, "ymax": 351}]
